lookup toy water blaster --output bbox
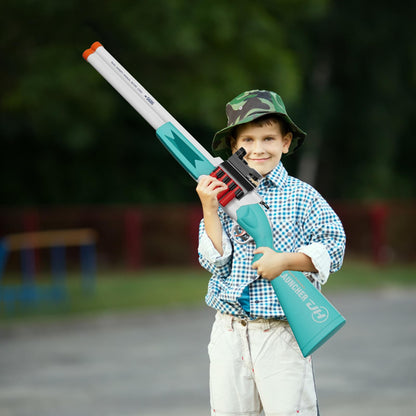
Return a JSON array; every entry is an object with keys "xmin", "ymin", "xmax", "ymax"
[{"xmin": 82, "ymin": 42, "xmax": 345, "ymax": 356}]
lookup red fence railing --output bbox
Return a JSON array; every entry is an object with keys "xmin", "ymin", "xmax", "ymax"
[{"xmin": 0, "ymin": 202, "xmax": 415, "ymax": 272}]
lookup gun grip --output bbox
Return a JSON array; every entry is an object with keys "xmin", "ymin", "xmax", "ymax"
[{"xmin": 236, "ymin": 204, "xmax": 274, "ymax": 262}]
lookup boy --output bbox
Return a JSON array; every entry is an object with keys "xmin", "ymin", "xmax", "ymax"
[{"xmin": 196, "ymin": 90, "xmax": 346, "ymax": 416}]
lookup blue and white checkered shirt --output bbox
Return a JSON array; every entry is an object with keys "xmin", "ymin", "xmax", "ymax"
[{"xmin": 198, "ymin": 161, "xmax": 346, "ymax": 319}]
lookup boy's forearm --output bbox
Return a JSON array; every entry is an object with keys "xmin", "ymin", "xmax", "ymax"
[
  {"xmin": 285, "ymin": 252, "xmax": 318, "ymax": 274},
  {"xmin": 203, "ymin": 209, "xmax": 224, "ymax": 256},
  {"xmin": 252, "ymin": 248, "xmax": 318, "ymax": 281},
  {"xmin": 196, "ymin": 175, "xmax": 229, "ymax": 256}
]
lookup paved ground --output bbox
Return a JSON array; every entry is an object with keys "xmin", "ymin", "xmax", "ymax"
[{"xmin": 0, "ymin": 288, "xmax": 415, "ymax": 416}]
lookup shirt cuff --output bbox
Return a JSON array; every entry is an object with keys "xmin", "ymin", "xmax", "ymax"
[
  {"xmin": 297, "ymin": 242, "xmax": 331, "ymax": 285},
  {"xmin": 198, "ymin": 229, "xmax": 232, "ymax": 266}
]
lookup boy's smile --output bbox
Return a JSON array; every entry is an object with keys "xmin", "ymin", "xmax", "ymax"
[{"xmin": 232, "ymin": 122, "xmax": 292, "ymax": 176}]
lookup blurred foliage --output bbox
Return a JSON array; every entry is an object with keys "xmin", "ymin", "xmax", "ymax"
[{"xmin": 0, "ymin": 0, "xmax": 415, "ymax": 204}]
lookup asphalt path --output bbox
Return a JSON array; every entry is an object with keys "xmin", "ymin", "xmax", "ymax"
[{"xmin": 0, "ymin": 288, "xmax": 415, "ymax": 416}]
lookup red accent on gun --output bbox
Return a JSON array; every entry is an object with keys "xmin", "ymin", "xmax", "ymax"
[{"xmin": 210, "ymin": 168, "xmax": 244, "ymax": 207}]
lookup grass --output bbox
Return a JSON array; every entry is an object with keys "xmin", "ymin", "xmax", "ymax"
[
  {"xmin": 325, "ymin": 259, "xmax": 416, "ymax": 290},
  {"xmin": 0, "ymin": 268, "xmax": 210, "ymax": 324},
  {"xmin": 1, "ymin": 260, "xmax": 415, "ymax": 324}
]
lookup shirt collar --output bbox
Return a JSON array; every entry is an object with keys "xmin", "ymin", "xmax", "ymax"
[{"xmin": 259, "ymin": 161, "xmax": 288, "ymax": 190}]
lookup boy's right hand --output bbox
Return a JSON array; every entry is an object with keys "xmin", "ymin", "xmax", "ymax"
[{"xmin": 196, "ymin": 175, "xmax": 228, "ymax": 212}]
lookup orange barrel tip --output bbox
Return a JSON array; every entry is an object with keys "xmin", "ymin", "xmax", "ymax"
[
  {"xmin": 91, "ymin": 41, "xmax": 103, "ymax": 51},
  {"xmin": 82, "ymin": 48, "xmax": 95, "ymax": 61}
]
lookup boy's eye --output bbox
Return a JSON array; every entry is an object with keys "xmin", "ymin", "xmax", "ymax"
[{"xmin": 265, "ymin": 136, "xmax": 275, "ymax": 141}]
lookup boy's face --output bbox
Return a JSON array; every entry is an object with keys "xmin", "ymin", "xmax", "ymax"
[{"xmin": 231, "ymin": 121, "xmax": 292, "ymax": 176}]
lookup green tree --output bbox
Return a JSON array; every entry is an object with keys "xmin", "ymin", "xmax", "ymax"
[
  {"xmin": 1, "ymin": 0, "xmax": 328, "ymax": 204},
  {"xmin": 297, "ymin": 0, "xmax": 416, "ymax": 199}
]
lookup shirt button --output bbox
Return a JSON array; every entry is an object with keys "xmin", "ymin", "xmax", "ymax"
[{"xmin": 241, "ymin": 320, "xmax": 247, "ymax": 326}]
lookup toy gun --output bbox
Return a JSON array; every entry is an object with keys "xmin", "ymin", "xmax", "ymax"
[{"xmin": 82, "ymin": 42, "xmax": 345, "ymax": 356}]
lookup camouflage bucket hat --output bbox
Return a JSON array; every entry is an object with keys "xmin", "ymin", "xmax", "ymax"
[{"xmin": 212, "ymin": 90, "xmax": 307, "ymax": 159}]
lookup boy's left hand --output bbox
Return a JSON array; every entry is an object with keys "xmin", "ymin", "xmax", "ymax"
[{"xmin": 252, "ymin": 247, "xmax": 289, "ymax": 281}]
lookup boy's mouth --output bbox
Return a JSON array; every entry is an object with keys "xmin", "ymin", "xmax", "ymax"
[{"xmin": 249, "ymin": 157, "xmax": 270, "ymax": 162}]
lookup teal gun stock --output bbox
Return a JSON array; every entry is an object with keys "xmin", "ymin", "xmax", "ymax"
[{"xmin": 82, "ymin": 42, "xmax": 345, "ymax": 356}]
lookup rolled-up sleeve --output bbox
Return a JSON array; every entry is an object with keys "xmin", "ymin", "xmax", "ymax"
[
  {"xmin": 300, "ymin": 194, "xmax": 346, "ymax": 284},
  {"xmin": 297, "ymin": 242, "xmax": 331, "ymax": 284},
  {"xmin": 198, "ymin": 219, "xmax": 232, "ymax": 277},
  {"xmin": 199, "ymin": 228, "xmax": 232, "ymax": 266}
]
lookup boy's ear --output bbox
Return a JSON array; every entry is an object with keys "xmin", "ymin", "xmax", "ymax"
[
  {"xmin": 282, "ymin": 132, "xmax": 293, "ymax": 154},
  {"xmin": 283, "ymin": 132, "xmax": 293, "ymax": 154}
]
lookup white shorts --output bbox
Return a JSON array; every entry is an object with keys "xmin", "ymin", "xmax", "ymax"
[{"xmin": 208, "ymin": 312, "xmax": 319, "ymax": 416}]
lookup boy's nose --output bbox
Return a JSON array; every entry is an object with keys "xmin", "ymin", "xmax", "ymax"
[{"xmin": 253, "ymin": 140, "xmax": 265, "ymax": 153}]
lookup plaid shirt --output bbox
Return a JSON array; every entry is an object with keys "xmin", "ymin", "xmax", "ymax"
[{"xmin": 198, "ymin": 161, "xmax": 346, "ymax": 319}]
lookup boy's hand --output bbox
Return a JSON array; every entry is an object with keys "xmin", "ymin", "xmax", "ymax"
[
  {"xmin": 252, "ymin": 247, "xmax": 289, "ymax": 280},
  {"xmin": 196, "ymin": 175, "xmax": 228, "ymax": 213},
  {"xmin": 252, "ymin": 248, "xmax": 318, "ymax": 281}
]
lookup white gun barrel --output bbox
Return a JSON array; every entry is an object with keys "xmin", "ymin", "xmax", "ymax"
[
  {"xmin": 83, "ymin": 47, "xmax": 164, "ymax": 130},
  {"xmin": 83, "ymin": 42, "xmax": 220, "ymax": 166}
]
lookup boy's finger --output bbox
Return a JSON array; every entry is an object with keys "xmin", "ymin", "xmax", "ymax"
[
  {"xmin": 197, "ymin": 175, "xmax": 210, "ymax": 183},
  {"xmin": 253, "ymin": 247, "xmax": 265, "ymax": 255},
  {"xmin": 210, "ymin": 181, "xmax": 228, "ymax": 191}
]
